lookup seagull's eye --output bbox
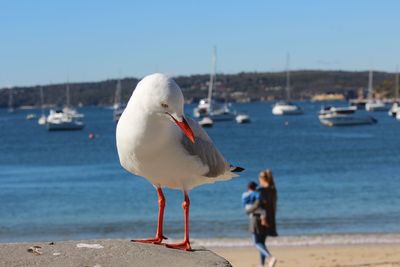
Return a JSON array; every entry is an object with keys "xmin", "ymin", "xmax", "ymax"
[{"xmin": 161, "ymin": 103, "xmax": 169, "ymax": 108}]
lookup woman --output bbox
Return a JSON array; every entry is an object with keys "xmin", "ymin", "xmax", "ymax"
[{"xmin": 247, "ymin": 170, "xmax": 278, "ymax": 267}]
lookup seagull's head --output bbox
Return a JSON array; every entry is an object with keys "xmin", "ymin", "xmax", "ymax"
[{"xmin": 135, "ymin": 73, "xmax": 195, "ymax": 143}]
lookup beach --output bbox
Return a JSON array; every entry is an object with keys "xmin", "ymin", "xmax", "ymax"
[
  {"xmin": 203, "ymin": 234, "xmax": 400, "ymax": 267},
  {"xmin": 214, "ymin": 244, "xmax": 400, "ymax": 267}
]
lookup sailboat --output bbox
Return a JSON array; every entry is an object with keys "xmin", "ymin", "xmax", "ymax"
[
  {"xmin": 8, "ymin": 87, "xmax": 14, "ymax": 112},
  {"xmin": 389, "ymin": 67, "xmax": 399, "ymax": 117},
  {"xmin": 193, "ymin": 47, "xmax": 235, "ymax": 121},
  {"xmin": 38, "ymin": 87, "xmax": 47, "ymax": 125},
  {"xmin": 272, "ymin": 54, "xmax": 303, "ymax": 115},
  {"xmin": 46, "ymin": 82, "xmax": 85, "ymax": 131},
  {"xmin": 365, "ymin": 70, "xmax": 389, "ymax": 112},
  {"xmin": 113, "ymin": 79, "xmax": 125, "ymax": 122}
]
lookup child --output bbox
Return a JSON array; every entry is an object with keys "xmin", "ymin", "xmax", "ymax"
[{"xmin": 241, "ymin": 181, "xmax": 268, "ymax": 226}]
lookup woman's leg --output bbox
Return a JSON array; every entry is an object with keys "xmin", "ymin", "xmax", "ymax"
[{"xmin": 252, "ymin": 233, "xmax": 271, "ymax": 266}]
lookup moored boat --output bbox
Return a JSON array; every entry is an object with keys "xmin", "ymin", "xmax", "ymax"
[
  {"xmin": 193, "ymin": 47, "xmax": 235, "ymax": 122},
  {"xmin": 235, "ymin": 113, "xmax": 251, "ymax": 124},
  {"xmin": 272, "ymin": 54, "xmax": 303, "ymax": 116},
  {"xmin": 318, "ymin": 106, "xmax": 377, "ymax": 127},
  {"xmin": 46, "ymin": 109, "xmax": 84, "ymax": 131},
  {"xmin": 198, "ymin": 116, "xmax": 214, "ymax": 128}
]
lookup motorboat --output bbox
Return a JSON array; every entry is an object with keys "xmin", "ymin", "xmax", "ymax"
[
  {"xmin": 318, "ymin": 106, "xmax": 377, "ymax": 127},
  {"xmin": 46, "ymin": 109, "xmax": 84, "ymax": 131},
  {"xmin": 235, "ymin": 113, "xmax": 251, "ymax": 124},
  {"xmin": 198, "ymin": 116, "xmax": 214, "ymax": 128},
  {"xmin": 365, "ymin": 100, "xmax": 389, "ymax": 112},
  {"xmin": 193, "ymin": 47, "xmax": 235, "ymax": 122},
  {"xmin": 272, "ymin": 101, "xmax": 303, "ymax": 115}
]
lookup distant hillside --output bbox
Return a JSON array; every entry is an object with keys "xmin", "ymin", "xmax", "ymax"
[{"xmin": 0, "ymin": 70, "xmax": 397, "ymax": 108}]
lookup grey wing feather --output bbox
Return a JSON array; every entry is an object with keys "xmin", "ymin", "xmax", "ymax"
[{"xmin": 180, "ymin": 117, "xmax": 230, "ymax": 178}]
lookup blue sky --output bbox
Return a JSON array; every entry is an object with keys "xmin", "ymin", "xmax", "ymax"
[{"xmin": 1, "ymin": 0, "xmax": 399, "ymax": 87}]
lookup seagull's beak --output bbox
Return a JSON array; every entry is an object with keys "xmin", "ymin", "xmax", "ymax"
[{"xmin": 167, "ymin": 113, "xmax": 195, "ymax": 143}]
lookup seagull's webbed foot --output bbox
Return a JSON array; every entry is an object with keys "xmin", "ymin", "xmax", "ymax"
[
  {"xmin": 165, "ymin": 240, "xmax": 192, "ymax": 251},
  {"xmin": 131, "ymin": 235, "xmax": 168, "ymax": 245},
  {"xmin": 131, "ymin": 187, "xmax": 167, "ymax": 245}
]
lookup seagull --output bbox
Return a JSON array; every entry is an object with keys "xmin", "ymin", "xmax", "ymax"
[{"xmin": 116, "ymin": 73, "xmax": 244, "ymax": 251}]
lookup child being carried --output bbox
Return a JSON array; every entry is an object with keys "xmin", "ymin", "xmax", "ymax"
[{"xmin": 241, "ymin": 181, "xmax": 268, "ymax": 226}]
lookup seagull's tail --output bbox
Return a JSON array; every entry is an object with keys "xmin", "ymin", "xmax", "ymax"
[{"xmin": 230, "ymin": 165, "xmax": 245, "ymax": 173}]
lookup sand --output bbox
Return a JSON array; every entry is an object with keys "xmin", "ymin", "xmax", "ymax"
[
  {"xmin": 2, "ymin": 238, "xmax": 400, "ymax": 267},
  {"xmin": 0, "ymin": 240, "xmax": 231, "ymax": 267},
  {"xmin": 213, "ymin": 244, "xmax": 400, "ymax": 267}
]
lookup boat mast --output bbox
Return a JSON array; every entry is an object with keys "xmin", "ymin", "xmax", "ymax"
[
  {"xmin": 40, "ymin": 86, "xmax": 44, "ymax": 116},
  {"xmin": 114, "ymin": 79, "xmax": 122, "ymax": 109},
  {"xmin": 8, "ymin": 87, "xmax": 13, "ymax": 112},
  {"xmin": 286, "ymin": 53, "xmax": 291, "ymax": 101},
  {"xmin": 66, "ymin": 82, "xmax": 71, "ymax": 108},
  {"xmin": 368, "ymin": 70, "xmax": 373, "ymax": 100},
  {"xmin": 395, "ymin": 65, "xmax": 399, "ymax": 101},
  {"xmin": 207, "ymin": 46, "xmax": 217, "ymax": 112}
]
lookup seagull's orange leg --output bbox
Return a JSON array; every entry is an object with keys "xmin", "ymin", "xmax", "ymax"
[
  {"xmin": 131, "ymin": 186, "xmax": 167, "ymax": 244},
  {"xmin": 166, "ymin": 191, "xmax": 192, "ymax": 251}
]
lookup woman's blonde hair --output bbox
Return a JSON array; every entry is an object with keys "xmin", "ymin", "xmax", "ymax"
[{"xmin": 259, "ymin": 169, "xmax": 276, "ymax": 189}]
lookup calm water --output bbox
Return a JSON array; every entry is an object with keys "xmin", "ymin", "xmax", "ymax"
[{"xmin": 1, "ymin": 102, "xmax": 400, "ymax": 242}]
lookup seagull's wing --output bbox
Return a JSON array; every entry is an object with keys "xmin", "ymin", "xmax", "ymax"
[{"xmin": 180, "ymin": 117, "xmax": 241, "ymax": 178}]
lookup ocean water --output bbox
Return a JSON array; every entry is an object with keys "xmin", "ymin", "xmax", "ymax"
[{"xmin": 1, "ymin": 102, "xmax": 400, "ymax": 243}]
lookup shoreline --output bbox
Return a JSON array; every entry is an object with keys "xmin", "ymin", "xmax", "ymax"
[
  {"xmin": 192, "ymin": 233, "xmax": 400, "ymax": 248},
  {"xmin": 3, "ymin": 233, "xmax": 400, "ymax": 247}
]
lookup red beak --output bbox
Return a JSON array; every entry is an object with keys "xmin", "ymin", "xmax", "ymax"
[{"xmin": 169, "ymin": 114, "xmax": 195, "ymax": 143}]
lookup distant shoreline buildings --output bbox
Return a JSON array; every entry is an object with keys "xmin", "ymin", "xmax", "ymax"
[{"xmin": 0, "ymin": 70, "xmax": 398, "ymax": 108}]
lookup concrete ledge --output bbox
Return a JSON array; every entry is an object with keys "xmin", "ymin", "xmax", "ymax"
[{"xmin": 0, "ymin": 239, "xmax": 232, "ymax": 267}]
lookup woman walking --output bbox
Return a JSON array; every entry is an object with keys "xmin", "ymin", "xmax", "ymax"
[{"xmin": 247, "ymin": 170, "xmax": 278, "ymax": 267}]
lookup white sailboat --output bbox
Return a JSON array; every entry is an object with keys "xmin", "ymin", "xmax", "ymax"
[
  {"xmin": 8, "ymin": 87, "xmax": 14, "ymax": 112},
  {"xmin": 389, "ymin": 67, "xmax": 399, "ymax": 117},
  {"xmin": 47, "ymin": 82, "xmax": 84, "ymax": 131},
  {"xmin": 38, "ymin": 86, "xmax": 47, "ymax": 125},
  {"xmin": 113, "ymin": 79, "xmax": 125, "ymax": 122},
  {"xmin": 365, "ymin": 70, "xmax": 389, "ymax": 112},
  {"xmin": 193, "ymin": 47, "xmax": 235, "ymax": 121},
  {"xmin": 272, "ymin": 54, "xmax": 303, "ymax": 115}
]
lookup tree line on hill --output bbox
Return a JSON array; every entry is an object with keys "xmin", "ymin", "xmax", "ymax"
[{"xmin": 0, "ymin": 70, "xmax": 398, "ymax": 108}]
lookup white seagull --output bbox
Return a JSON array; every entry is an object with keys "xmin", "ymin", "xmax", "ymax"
[{"xmin": 116, "ymin": 73, "xmax": 244, "ymax": 251}]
